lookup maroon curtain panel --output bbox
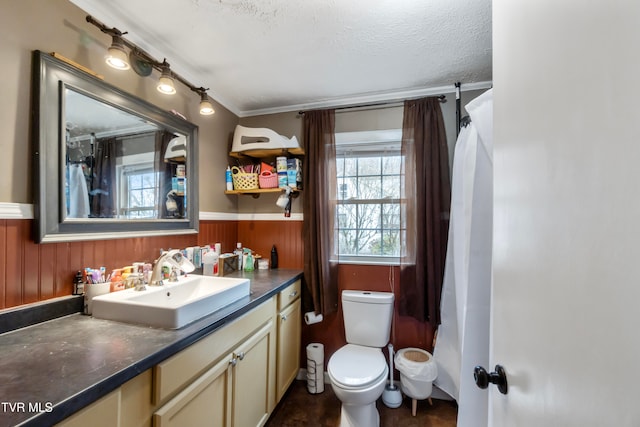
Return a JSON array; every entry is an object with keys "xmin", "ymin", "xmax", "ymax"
[
  {"xmin": 91, "ymin": 137, "xmax": 117, "ymax": 218},
  {"xmin": 302, "ymin": 109, "xmax": 339, "ymax": 316},
  {"xmin": 399, "ymin": 97, "xmax": 451, "ymax": 327}
]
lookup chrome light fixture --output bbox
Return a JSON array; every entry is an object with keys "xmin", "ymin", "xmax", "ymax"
[
  {"xmin": 105, "ymin": 34, "xmax": 130, "ymax": 70},
  {"xmin": 157, "ymin": 61, "xmax": 176, "ymax": 95},
  {"xmin": 198, "ymin": 89, "xmax": 215, "ymax": 115}
]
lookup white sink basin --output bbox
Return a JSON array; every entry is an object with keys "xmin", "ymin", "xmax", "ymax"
[{"xmin": 91, "ymin": 275, "xmax": 250, "ymax": 329}]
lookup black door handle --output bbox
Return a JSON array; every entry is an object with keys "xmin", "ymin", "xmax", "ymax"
[{"xmin": 474, "ymin": 365, "xmax": 508, "ymax": 395}]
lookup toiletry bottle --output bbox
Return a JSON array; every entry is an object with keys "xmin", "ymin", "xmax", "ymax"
[
  {"xmin": 235, "ymin": 242, "xmax": 243, "ymax": 270},
  {"xmin": 212, "ymin": 248, "xmax": 220, "ymax": 276},
  {"xmin": 73, "ymin": 270, "xmax": 84, "ymax": 295},
  {"xmin": 203, "ymin": 249, "xmax": 216, "ymax": 276},
  {"xmin": 225, "ymin": 166, "xmax": 233, "ymax": 191},
  {"xmin": 270, "ymin": 245, "xmax": 278, "ymax": 269},
  {"xmin": 284, "ymin": 195, "xmax": 292, "ymax": 217},
  {"xmin": 244, "ymin": 249, "xmax": 254, "ymax": 272}
]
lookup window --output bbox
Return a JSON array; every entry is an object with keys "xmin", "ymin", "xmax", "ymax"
[
  {"xmin": 117, "ymin": 156, "xmax": 159, "ymax": 219},
  {"xmin": 335, "ymin": 130, "xmax": 405, "ymax": 263}
]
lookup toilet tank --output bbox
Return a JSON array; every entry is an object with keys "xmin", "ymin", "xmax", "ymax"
[{"xmin": 342, "ymin": 290, "xmax": 394, "ymax": 347}]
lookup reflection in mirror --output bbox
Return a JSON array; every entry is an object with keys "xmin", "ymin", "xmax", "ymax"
[
  {"xmin": 64, "ymin": 88, "xmax": 188, "ymax": 220},
  {"xmin": 32, "ymin": 50, "xmax": 198, "ymax": 243}
]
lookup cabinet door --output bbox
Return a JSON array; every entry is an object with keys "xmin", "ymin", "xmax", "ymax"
[
  {"xmin": 232, "ymin": 320, "xmax": 275, "ymax": 427},
  {"xmin": 56, "ymin": 390, "xmax": 120, "ymax": 427},
  {"xmin": 276, "ymin": 298, "xmax": 301, "ymax": 401},
  {"xmin": 153, "ymin": 353, "xmax": 233, "ymax": 427}
]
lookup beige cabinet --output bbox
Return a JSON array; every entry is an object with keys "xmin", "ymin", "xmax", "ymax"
[
  {"xmin": 153, "ymin": 300, "xmax": 276, "ymax": 427},
  {"xmin": 57, "ymin": 281, "xmax": 301, "ymax": 427},
  {"xmin": 152, "ymin": 349, "xmax": 232, "ymax": 427},
  {"xmin": 55, "ymin": 389, "xmax": 121, "ymax": 427},
  {"xmin": 276, "ymin": 280, "xmax": 302, "ymax": 401},
  {"xmin": 230, "ymin": 320, "xmax": 276, "ymax": 427}
]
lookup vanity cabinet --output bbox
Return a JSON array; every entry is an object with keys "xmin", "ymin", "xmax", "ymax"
[
  {"xmin": 276, "ymin": 279, "xmax": 302, "ymax": 401},
  {"xmin": 153, "ymin": 319, "xmax": 275, "ymax": 427},
  {"xmin": 56, "ymin": 369, "xmax": 155, "ymax": 427},
  {"xmin": 55, "ymin": 389, "xmax": 120, "ymax": 427},
  {"xmin": 56, "ymin": 279, "xmax": 301, "ymax": 427},
  {"xmin": 153, "ymin": 297, "xmax": 276, "ymax": 427}
]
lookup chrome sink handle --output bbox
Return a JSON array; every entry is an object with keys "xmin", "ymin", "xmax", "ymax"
[{"xmin": 150, "ymin": 249, "xmax": 195, "ymax": 286}]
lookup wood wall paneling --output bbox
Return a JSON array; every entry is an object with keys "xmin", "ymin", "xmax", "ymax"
[
  {"xmin": 237, "ymin": 220, "xmax": 303, "ymax": 269},
  {"xmin": 0, "ymin": 218, "xmax": 433, "ymax": 373},
  {"xmin": 0, "ymin": 220, "xmax": 237, "ymax": 309}
]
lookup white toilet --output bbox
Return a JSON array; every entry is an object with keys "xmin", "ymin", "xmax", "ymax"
[{"xmin": 328, "ymin": 290, "xmax": 394, "ymax": 427}]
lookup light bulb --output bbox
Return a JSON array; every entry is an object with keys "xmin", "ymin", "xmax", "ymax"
[
  {"xmin": 105, "ymin": 36, "xmax": 130, "ymax": 70},
  {"xmin": 199, "ymin": 93, "xmax": 215, "ymax": 115}
]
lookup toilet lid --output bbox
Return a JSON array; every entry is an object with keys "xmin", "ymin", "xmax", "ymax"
[{"xmin": 328, "ymin": 344, "xmax": 387, "ymax": 388}]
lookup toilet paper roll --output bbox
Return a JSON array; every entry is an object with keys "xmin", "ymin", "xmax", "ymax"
[
  {"xmin": 304, "ymin": 311, "xmax": 324, "ymax": 325},
  {"xmin": 306, "ymin": 343, "xmax": 324, "ymax": 394}
]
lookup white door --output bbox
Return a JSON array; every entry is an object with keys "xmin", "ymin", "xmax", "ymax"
[{"xmin": 490, "ymin": 1, "xmax": 640, "ymax": 426}]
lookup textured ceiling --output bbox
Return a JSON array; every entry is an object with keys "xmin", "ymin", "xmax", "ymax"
[{"xmin": 69, "ymin": 0, "xmax": 492, "ymax": 117}]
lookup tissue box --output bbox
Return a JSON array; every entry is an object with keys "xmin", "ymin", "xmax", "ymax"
[{"xmin": 218, "ymin": 254, "xmax": 238, "ymax": 276}]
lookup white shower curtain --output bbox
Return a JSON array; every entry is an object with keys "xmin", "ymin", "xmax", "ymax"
[
  {"xmin": 433, "ymin": 89, "xmax": 493, "ymax": 427},
  {"xmin": 68, "ymin": 163, "xmax": 90, "ymax": 218}
]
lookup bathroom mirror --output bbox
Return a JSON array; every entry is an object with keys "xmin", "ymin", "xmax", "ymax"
[{"xmin": 31, "ymin": 50, "xmax": 199, "ymax": 243}]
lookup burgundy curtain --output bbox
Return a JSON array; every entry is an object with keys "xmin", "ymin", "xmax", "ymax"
[
  {"xmin": 154, "ymin": 131, "xmax": 177, "ymax": 218},
  {"xmin": 302, "ymin": 109, "xmax": 339, "ymax": 316},
  {"xmin": 399, "ymin": 97, "xmax": 451, "ymax": 327},
  {"xmin": 90, "ymin": 137, "xmax": 117, "ymax": 217}
]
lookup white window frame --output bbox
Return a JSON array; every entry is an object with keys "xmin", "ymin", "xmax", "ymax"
[
  {"xmin": 116, "ymin": 153, "xmax": 158, "ymax": 219},
  {"xmin": 334, "ymin": 129, "xmax": 404, "ymax": 265}
]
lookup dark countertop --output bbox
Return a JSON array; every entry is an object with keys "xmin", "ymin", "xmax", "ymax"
[{"xmin": 0, "ymin": 269, "xmax": 303, "ymax": 427}]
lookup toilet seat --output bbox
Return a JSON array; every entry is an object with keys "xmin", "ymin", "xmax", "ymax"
[{"xmin": 328, "ymin": 344, "xmax": 387, "ymax": 389}]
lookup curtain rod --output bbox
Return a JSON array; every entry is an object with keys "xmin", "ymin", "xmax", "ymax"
[{"xmin": 297, "ymin": 94, "xmax": 446, "ymax": 116}]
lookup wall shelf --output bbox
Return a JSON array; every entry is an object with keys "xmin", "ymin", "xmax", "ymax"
[
  {"xmin": 229, "ymin": 147, "xmax": 304, "ymax": 159},
  {"xmin": 225, "ymin": 188, "xmax": 300, "ymax": 199}
]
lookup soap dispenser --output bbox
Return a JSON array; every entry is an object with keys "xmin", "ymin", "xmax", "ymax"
[{"xmin": 244, "ymin": 249, "xmax": 254, "ymax": 272}]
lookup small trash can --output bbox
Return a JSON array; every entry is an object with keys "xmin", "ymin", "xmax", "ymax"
[{"xmin": 395, "ymin": 348, "xmax": 438, "ymax": 416}]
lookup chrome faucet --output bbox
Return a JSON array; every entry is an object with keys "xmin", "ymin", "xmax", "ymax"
[{"xmin": 149, "ymin": 249, "xmax": 195, "ymax": 286}]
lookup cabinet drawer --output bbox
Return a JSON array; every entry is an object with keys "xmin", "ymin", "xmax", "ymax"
[
  {"xmin": 153, "ymin": 296, "xmax": 275, "ymax": 405},
  {"xmin": 278, "ymin": 279, "xmax": 301, "ymax": 310}
]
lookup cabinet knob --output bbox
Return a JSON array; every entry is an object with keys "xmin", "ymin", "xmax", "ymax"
[
  {"xmin": 236, "ymin": 351, "xmax": 245, "ymax": 361},
  {"xmin": 289, "ymin": 290, "xmax": 298, "ymax": 298},
  {"xmin": 281, "ymin": 314, "xmax": 288, "ymax": 322},
  {"xmin": 229, "ymin": 357, "xmax": 238, "ymax": 367}
]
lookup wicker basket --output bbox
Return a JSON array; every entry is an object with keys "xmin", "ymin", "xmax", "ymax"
[
  {"xmin": 259, "ymin": 171, "xmax": 278, "ymax": 189},
  {"xmin": 231, "ymin": 166, "xmax": 259, "ymax": 190}
]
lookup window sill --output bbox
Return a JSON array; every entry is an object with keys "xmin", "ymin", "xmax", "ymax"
[{"xmin": 333, "ymin": 257, "xmax": 401, "ymax": 266}]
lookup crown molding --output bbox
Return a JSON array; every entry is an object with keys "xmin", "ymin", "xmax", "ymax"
[{"xmin": 237, "ymin": 80, "xmax": 493, "ymax": 117}]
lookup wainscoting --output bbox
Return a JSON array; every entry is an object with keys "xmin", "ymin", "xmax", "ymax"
[
  {"xmin": 1, "ymin": 216, "xmax": 433, "ymax": 371},
  {"xmin": 0, "ymin": 218, "xmax": 305, "ymax": 310}
]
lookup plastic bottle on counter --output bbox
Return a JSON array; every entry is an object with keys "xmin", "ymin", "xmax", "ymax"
[
  {"xmin": 73, "ymin": 270, "xmax": 84, "ymax": 295},
  {"xmin": 235, "ymin": 242, "xmax": 243, "ymax": 270},
  {"xmin": 270, "ymin": 245, "xmax": 278, "ymax": 269},
  {"xmin": 244, "ymin": 249, "xmax": 254, "ymax": 272},
  {"xmin": 225, "ymin": 166, "xmax": 233, "ymax": 191},
  {"xmin": 203, "ymin": 249, "xmax": 218, "ymax": 276}
]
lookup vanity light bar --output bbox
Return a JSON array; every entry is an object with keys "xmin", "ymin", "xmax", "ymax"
[{"xmin": 85, "ymin": 15, "xmax": 214, "ymax": 116}]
